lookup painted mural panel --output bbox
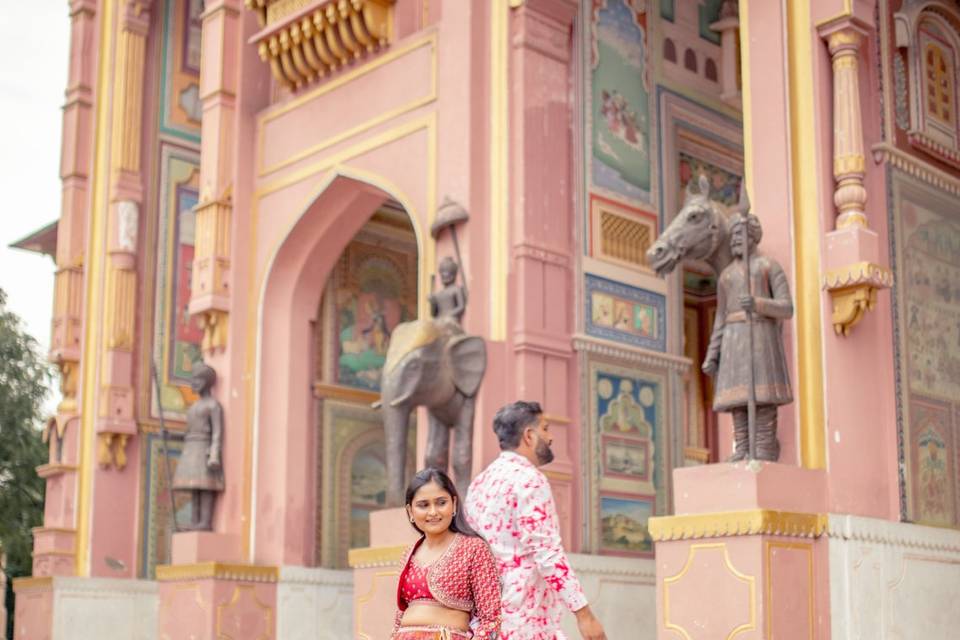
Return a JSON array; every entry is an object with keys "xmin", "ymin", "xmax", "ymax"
[
  {"xmin": 587, "ymin": 359, "xmax": 666, "ymax": 556},
  {"xmin": 327, "ymin": 228, "xmax": 418, "ymax": 392},
  {"xmin": 140, "ymin": 432, "xmax": 188, "ymax": 578},
  {"xmin": 590, "ymin": 0, "xmax": 652, "ymax": 203},
  {"xmin": 317, "ymin": 401, "xmax": 415, "ymax": 567},
  {"xmin": 151, "ymin": 146, "xmax": 202, "ymax": 420},
  {"xmin": 892, "ymin": 172, "xmax": 960, "ymax": 528},
  {"xmin": 160, "ymin": 0, "xmax": 202, "ymax": 143},
  {"xmin": 585, "ymin": 274, "xmax": 666, "ymax": 352}
]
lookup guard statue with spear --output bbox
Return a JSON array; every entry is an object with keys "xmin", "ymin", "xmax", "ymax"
[{"xmin": 701, "ymin": 184, "xmax": 794, "ymax": 462}]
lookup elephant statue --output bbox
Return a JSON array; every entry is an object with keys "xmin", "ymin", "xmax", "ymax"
[{"xmin": 377, "ymin": 318, "xmax": 487, "ymax": 506}]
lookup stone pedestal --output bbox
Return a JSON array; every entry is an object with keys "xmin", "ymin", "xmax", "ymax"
[
  {"xmin": 13, "ymin": 576, "xmax": 157, "ymax": 640},
  {"xmin": 650, "ymin": 462, "xmax": 828, "ymax": 639},
  {"xmin": 348, "ymin": 507, "xmax": 420, "ymax": 639},
  {"xmin": 156, "ymin": 533, "xmax": 277, "ymax": 639}
]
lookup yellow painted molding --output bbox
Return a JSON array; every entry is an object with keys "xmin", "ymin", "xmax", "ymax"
[
  {"xmin": 648, "ymin": 510, "xmax": 828, "ymax": 542},
  {"xmin": 155, "ymin": 562, "xmax": 279, "ymax": 583},
  {"xmin": 347, "ymin": 544, "xmax": 407, "ymax": 568},
  {"xmin": 787, "ymin": 0, "xmax": 827, "ymax": 471},
  {"xmin": 489, "ymin": 0, "xmax": 508, "ymax": 341},
  {"xmin": 313, "ymin": 382, "xmax": 379, "ymax": 404},
  {"xmin": 12, "ymin": 577, "xmax": 53, "ymax": 592},
  {"xmin": 77, "ymin": 0, "xmax": 117, "ymax": 577}
]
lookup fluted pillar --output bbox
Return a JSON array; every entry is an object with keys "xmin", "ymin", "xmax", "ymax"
[
  {"xmin": 827, "ymin": 29, "xmax": 868, "ymax": 230},
  {"xmin": 96, "ymin": 0, "xmax": 152, "ymax": 468},
  {"xmin": 188, "ymin": 0, "xmax": 242, "ymax": 355},
  {"xmin": 819, "ymin": 22, "xmax": 892, "ymax": 336}
]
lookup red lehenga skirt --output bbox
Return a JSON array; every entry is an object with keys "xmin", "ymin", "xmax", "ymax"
[{"xmin": 392, "ymin": 626, "xmax": 473, "ymax": 640}]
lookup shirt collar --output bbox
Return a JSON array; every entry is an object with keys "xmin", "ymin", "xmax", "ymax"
[{"xmin": 499, "ymin": 450, "xmax": 536, "ymax": 469}]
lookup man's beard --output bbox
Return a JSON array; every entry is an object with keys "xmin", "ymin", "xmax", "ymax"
[{"xmin": 534, "ymin": 435, "xmax": 555, "ymax": 466}]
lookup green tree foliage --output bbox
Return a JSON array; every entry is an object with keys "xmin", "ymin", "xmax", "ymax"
[{"xmin": 0, "ymin": 288, "xmax": 50, "ymax": 638}]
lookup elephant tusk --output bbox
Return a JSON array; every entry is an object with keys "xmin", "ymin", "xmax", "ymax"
[{"xmin": 371, "ymin": 399, "xmax": 382, "ymax": 410}]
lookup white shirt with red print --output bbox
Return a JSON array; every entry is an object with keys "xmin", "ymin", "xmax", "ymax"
[{"xmin": 465, "ymin": 451, "xmax": 588, "ymax": 640}]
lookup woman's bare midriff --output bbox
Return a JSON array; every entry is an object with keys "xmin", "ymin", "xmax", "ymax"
[{"xmin": 400, "ymin": 602, "xmax": 471, "ymax": 631}]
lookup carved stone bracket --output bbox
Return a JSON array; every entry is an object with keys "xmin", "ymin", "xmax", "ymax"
[
  {"xmin": 246, "ymin": 0, "xmax": 394, "ymax": 90},
  {"xmin": 819, "ymin": 20, "xmax": 892, "ymax": 336},
  {"xmin": 822, "ymin": 261, "xmax": 893, "ymax": 336},
  {"xmin": 189, "ymin": 194, "xmax": 232, "ymax": 354},
  {"xmin": 96, "ymin": 432, "xmax": 131, "ymax": 470}
]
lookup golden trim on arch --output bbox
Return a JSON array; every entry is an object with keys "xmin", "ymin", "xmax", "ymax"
[
  {"xmin": 242, "ymin": 115, "xmax": 438, "ymax": 560},
  {"xmin": 12, "ymin": 577, "xmax": 54, "ymax": 592},
  {"xmin": 257, "ymin": 32, "xmax": 438, "ymax": 177},
  {"xmin": 648, "ymin": 509, "xmax": 828, "ymax": 542}
]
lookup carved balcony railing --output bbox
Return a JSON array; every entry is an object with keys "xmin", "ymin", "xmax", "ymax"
[{"xmin": 246, "ymin": 0, "xmax": 394, "ymax": 91}]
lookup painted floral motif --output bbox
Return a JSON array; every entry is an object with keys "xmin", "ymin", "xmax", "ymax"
[{"xmin": 466, "ymin": 452, "xmax": 588, "ymax": 640}]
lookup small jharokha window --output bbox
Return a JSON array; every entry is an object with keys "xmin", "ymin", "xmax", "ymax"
[{"xmin": 925, "ymin": 43, "xmax": 955, "ymax": 125}]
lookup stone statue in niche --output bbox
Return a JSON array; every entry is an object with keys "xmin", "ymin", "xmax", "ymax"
[
  {"xmin": 172, "ymin": 361, "xmax": 224, "ymax": 530},
  {"xmin": 377, "ymin": 198, "xmax": 487, "ymax": 505},
  {"xmin": 701, "ymin": 209, "xmax": 794, "ymax": 462}
]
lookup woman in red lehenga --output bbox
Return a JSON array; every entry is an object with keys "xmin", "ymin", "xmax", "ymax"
[{"xmin": 393, "ymin": 468, "xmax": 501, "ymax": 640}]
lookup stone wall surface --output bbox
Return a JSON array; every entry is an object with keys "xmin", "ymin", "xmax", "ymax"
[
  {"xmin": 828, "ymin": 515, "xmax": 960, "ymax": 640},
  {"xmin": 559, "ymin": 554, "xmax": 656, "ymax": 640}
]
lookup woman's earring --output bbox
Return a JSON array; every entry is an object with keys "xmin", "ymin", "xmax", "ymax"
[{"xmin": 452, "ymin": 510, "xmax": 457, "ymax": 517}]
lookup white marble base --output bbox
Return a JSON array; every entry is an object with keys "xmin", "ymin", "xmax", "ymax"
[
  {"xmin": 51, "ymin": 577, "xmax": 157, "ymax": 640},
  {"xmin": 558, "ymin": 554, "xmax": 656, "ymax": 640},
  {"xmin": 827, "ymin": 514, "xmax": 960, "ymax": 640},
  {"xmin": 276, "ymin": 566, "xmax": 353, "ymax": 640}
]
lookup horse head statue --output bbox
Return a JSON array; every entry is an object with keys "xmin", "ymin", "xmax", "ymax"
[{"xmin": 646, "ymin": 174, "xmax": 750, "ymax": 277}]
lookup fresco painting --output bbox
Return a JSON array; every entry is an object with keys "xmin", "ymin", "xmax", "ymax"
[
  {"xmin": 331, "ymin": 238, "xmax": 417, "ymax": 391},
  {"xmin": 599, "ymin": 494, "xmax": 654, "ymax": 555},
  {"xmin": 140, "ymin": 433, "xmax": 188, "ymax": 578},
  {"xmin": 152, "ymin": 147, "xmax": 202, "ymax": 420},
  {"xmin": 678, "ymin": 150, "xmax": 742, "ymax": 207},
  {"xmin": 160, "ymin": 0, "xmax": 202, "ymax": 142},
  {"xmin": 586, "ymin": 274, "xmax": 666, "ymax": 351},
  {"xmin": 894, "ymin": 179, "xmax": 960, "ymax": 528},
  {"xmin": 590, "ymin": 0, "xmax": 651, "ymax": 203}
]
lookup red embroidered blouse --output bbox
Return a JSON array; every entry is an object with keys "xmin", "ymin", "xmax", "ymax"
[{"xmin": 394, "ymin": 533, "xmax": 502, "ymax": 639}]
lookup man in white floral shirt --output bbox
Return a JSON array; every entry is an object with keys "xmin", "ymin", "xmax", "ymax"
[{"xmin": 465, "ymin": 401, "xmax": 607, "ymax": 640}]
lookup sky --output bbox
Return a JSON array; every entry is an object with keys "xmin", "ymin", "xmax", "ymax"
[{"xmin": 0, "ymin": 4, "xmax": 70, "ymax": 411}]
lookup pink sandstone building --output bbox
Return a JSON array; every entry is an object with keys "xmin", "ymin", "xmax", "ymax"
[{"xmin": 10, "ymin": 0, "xmax": 960, "ymax": 638}]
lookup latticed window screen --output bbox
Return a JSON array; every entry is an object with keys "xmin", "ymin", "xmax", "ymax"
[{"xmin": 600, "ymin": 210, "xmax": 652, "ymax": 268}]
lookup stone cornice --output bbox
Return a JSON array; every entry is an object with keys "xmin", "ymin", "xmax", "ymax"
[
  {"xmin": 278, "ymin": 566, "xmax": 353, "ymax": 586},
  {"xmin": 649, "ymin": 510, "xmax": 828, "ymax": 542},
  {"xmin": 826, "ymin": 514, "xmax": 960, "ymax": 553},
  {"xmin": 155, "ymin": 562, "xmax": 279, "ymax": 583},
  {"xmin": 573, "ymin": 334, "xmax": 692, "ymax": 373},
  {"xmin": 872, "ymin": 142, "xmax": 960, "ymax": 197}
]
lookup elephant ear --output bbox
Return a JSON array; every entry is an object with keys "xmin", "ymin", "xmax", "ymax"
[{"xmin": 448, "ymin": 335, "xmax": 487, "ymax": 397}]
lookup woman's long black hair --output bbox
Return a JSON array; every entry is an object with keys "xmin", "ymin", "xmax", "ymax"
[{"xmin": 404, "ymin": 467, "xmax": 480, "ymax": 537}]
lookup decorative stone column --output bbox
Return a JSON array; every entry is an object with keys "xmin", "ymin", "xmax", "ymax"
[
  {"xmin": 819, "ymin": 24, "xmax": 892, "ymax": 336},
  {"xmin": 30, "ymin": 0, "xmax": 99, "ymax": 580},
  {"xmin": 710, "ymin": 0, "xmax": 741, "ymax": 106},
  {"xmin": 188, "ymin": 0, "xmax": 243, "ymax": 355},
  {"xmin": 96, "ymin": 0, "xmax": 152, "ymax": 469}
]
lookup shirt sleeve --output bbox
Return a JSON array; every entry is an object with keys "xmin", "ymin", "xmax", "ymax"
[
  {"xmin": 517, "ymin": 474, "xmax": 588, "ymax": 612},
  {"xmin": 469, "ymin": 539, "xmax": 502, "ymax": 640}
]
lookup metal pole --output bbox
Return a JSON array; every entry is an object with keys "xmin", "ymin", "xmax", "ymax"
[
  {"xmin": 151, "ymin": 361, "xmax": 179, "ymax": 537},
  {"xmin": 742, "ymin": 214, "xmax": 758, "ymax": 460},
  {"xmin": 449, "ymin": 226, "xmax": 468, "ymax": 299}
]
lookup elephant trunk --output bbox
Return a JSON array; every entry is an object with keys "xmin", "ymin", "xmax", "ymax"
[{"xmin": 382, "ymin": 404, "xmax": 410, "ymax": 507}]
